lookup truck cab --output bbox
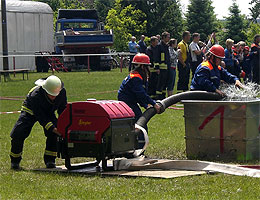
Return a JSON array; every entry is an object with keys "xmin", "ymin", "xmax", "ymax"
[{"xmin": 55, "ymin": 9, "xmax": 113, "ymax": 71}]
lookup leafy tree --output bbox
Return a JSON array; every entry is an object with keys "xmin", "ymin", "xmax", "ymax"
[
  {"xmin": 33, "ymin": 0, "xmax": 90, "ymax": 28},
  {"xmin": 245, "ymin": 23, "xmax": 260, "ymax": 45},
  {"xmin": 249, "ymin": 0, "xmax": 260, "ymax": 23},
  {"xmin": 186, "ymin": 0, "xmax": 217, "ymax": 42},
  {"xmin": 224, "ymin": 0, "xmax": 248, "ymax": 43},
  {"xmin": 94, "ymin": 0, "xmax": 115, "ymax": 22},
  {"xmin": 119, "ymin": 0, "xmax": 184, "ymax": 40},
  {"xmin": 105, "ymin": 0, "xmax": 147, "ymax": 51}
]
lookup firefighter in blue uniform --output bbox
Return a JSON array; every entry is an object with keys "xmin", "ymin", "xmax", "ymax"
[
  {"xmin": 10, "ymin": 75, "xmax": 67, "ymax": 170},
  {"xmin": 118, "ymin": 53, "xmax": 161, "ymax": 150},
  {"xmin": 118, "ymin": 53, "xmax": 161, "ymax": 122},
  {"xmin": 191, "ymin": 45, "xmax": 243, "ymax": 96}
]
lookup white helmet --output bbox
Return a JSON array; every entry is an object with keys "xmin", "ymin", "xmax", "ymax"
[{"xmin": 41, "ymin": 75, "xmax": 62, "ymax": 96}]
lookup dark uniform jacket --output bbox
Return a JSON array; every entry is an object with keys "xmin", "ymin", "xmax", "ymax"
[
  {"xmin": 251, "ymin": 43, "xmax": 260, "ymax": 68},
  {"xmin": 157, "ymin": 41, "xmax": 170, "ymax": 70},
  {"xmin": 118, "ymin": 72, "xmax": 155, "ymax": 109},
  {"xmin": 146, "ymin": 45, "xmax": 159, "ymax": 71},
  {"xmin": 190, "ymin": 61, "xmax": 238, "ymax": 92},
  {"xmin": 21, "ymin": 86, "xmax": 67, "ymax": 132}
]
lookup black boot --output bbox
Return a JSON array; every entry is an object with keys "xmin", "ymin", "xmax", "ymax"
[{"xmin": 11, "ymin": 162, "xmax": 21, "ymax": 170}]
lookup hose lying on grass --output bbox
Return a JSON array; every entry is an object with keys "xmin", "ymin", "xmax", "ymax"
[{"xmin": 133, "ymin": 91, "xmax": 222, "ymax": 157}]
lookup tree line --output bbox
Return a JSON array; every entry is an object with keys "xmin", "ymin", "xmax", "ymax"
[{"xmin": 35, "ymin": 0, "xmax": 260, "ymax": 51}]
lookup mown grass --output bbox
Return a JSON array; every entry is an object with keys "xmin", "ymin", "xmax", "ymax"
[{"xmin": 0, "ymin": 69, "xmax": 260, "ymax": 199}]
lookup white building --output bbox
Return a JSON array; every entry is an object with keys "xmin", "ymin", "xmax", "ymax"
[{"xmin": 0, "ymin": 0, "xmax": 53, "ymax": 70}]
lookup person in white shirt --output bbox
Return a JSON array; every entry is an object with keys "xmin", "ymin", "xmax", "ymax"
[{"xmin": 189, "ymin": 33, "xmax": 206, "ymax": 77}]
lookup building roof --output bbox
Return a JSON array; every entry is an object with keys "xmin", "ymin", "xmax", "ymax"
[{"xmin": 0, "ymin": 0, "xmax": 53, "ymax": 14}]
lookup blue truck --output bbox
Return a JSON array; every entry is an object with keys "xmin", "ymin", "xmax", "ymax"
[{"xmin": 55, "ymin": 9, "xmax": 114, "ymax": 71}]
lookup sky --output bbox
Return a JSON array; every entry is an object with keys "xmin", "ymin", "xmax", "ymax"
[{"xmin": 180, "ymin": 0, "xmax": 252, "ymax": 19}]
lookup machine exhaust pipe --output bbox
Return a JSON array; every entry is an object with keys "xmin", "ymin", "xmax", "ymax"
[{"xmin": 133, "ymin": 91, "xmax": 222, "ymax": 156}]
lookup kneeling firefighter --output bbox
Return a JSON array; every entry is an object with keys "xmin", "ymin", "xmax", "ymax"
[
  {"xmin": 190, "ymin": 45, "xmax": 243, "ymax": 96},
  {"xmin": 118, "ymin": 53, "xmax": 161, "ymax": 149},
  {"xmin": 10, "ymin": 75, "xmax": 67, "ymax": 170}
]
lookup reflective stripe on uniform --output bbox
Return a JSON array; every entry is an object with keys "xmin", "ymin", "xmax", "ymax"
[
  {"xmin": 45, "ymin": 122, "xmax": 53, "ymax": 130},
  {"xmin": 10, "ymin": 152, "xmax": 22, "ymax": 158},
  {"xmin": 21, "ymin": 106, "xmax": 34, "ymax": 115},
  {"xmin": 201, "ymin": 61, "xmax": 221, "ymax": 71},
  {"xmin": 159, "ymin": 63, "xmax": 167, "ymax": 69},
  {"xmin": 161, "ymin": 53, "xmax": 165, "ymax": 61},
  {"xmin": 130, "ymin": 72, "xmax": 143, "ymax": 80},
  {"xmin": 44, "ymin": 150, "xmax": 57, "ymax": 157},
  {"xmin": 28, "ymin": 86, "xmax": 39, "ymax": 95}
]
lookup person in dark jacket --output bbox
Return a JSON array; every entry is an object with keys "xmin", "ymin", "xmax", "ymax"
[
  {"xmin": 251, "ymin": 34, "xmax": 260, "ymax": 84},
  {"xmin": 191, "ymin": 45, "xmax": 243, "ymax": 96},
  {"xmin": 240, "ymin": 46, "xmax": 253, "ymax": 82},
  {"xmin": 146, "ymin": 36, "xmax": 159, "ymax": 99},
  {"xmin": 138, "ymin": 35, "xmax": 147, "ymax": 53},
  {"xmin": 10, "ymin": 75, "xmax": 67, "ymax": 170},
  {"xmin": 118, "ymin": 53, "xmax": 161, "ymax": 150},
  {"xmin": 118, "ymin": 53, "xmax": 161, "ymax": 122},
  {"xmin": 156, "ymin": 32, "xmax": 171, "ymax": 99}
]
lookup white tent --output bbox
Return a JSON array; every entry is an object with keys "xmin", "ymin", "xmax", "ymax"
[{"xmin": 0, "ymin": 0, "xmax": 53, "ymax": 70}]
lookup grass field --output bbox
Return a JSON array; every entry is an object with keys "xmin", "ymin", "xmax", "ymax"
[{"xmin": 0, "ymin": 69, "xmax": 260, "ymax": 199}]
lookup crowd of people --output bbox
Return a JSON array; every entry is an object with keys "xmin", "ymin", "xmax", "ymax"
[{"xmin": 128, "ymin": 32, "xmax": 260, "ymax": 99}]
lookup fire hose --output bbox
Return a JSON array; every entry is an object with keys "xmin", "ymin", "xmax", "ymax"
[{"xmin": 133, "ymin": 91, "xmax": 222, "ymax": 157}]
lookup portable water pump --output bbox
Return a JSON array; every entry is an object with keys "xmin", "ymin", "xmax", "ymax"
[{"xmin": 57, "ymin": 99, "xmax": 137, "ymax": 170}]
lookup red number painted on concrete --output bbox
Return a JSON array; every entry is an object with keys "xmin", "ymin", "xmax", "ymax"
[{"xmin": 198, "ymin": 106, "xmax": 225, "ymax": 153}]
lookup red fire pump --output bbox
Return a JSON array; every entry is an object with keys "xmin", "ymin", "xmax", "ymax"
[{"xmin": 57, "ymin": 100, "xmax": 137, "ymax": 170}]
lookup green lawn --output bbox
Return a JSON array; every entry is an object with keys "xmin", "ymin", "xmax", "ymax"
[{"xmin": 0, "ymin": 69, "xmax": 259, "ymax": 199}]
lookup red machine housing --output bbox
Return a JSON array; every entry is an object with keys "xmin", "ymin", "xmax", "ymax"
[{"xmin": 57, "ymin": 100, "xmax": 136, "ymax": 169}]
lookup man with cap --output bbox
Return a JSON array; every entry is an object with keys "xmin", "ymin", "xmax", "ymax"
[
  {"xmin": 10, "ymin": 75, "xmax": 67, "ymax": 170},
  {"xmin": 190, "ymin": 45, "xmax": 243, "ymax": 96}
]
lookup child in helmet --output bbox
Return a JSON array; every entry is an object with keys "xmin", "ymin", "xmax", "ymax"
[
  {"xmin": 118, "ymin": 53, "xmax": 161, "ymax": 122},
  {"xmin": 190, "ymin": 45, "xmax": 243, "ymax": 96},
  {"xmin": 10, "ymin": 75, "xmax": 67, "ymax": 170},
  {"xmin": 240, "ymin": 46, "xmax": 253, "ymax": 82}
]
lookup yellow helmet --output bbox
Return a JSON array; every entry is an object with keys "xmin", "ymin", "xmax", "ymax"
[{"xmin": 42, "ymin": 75, "xmax": 62, "ymax": 96}]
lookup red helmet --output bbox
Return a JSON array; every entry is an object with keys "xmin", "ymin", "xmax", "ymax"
[
  {"xmin": 244, "ymin": 46, "xmax": 250, "ymax": 51},
  {"xmin": 209, "ymin": 45, "xmax": 225, "ymax": 59},
  {"xmin": 132, "ymin": 53, "xmax": 151, "ymax": 65}
]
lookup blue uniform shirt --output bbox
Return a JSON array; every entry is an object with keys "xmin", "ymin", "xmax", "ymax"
[
  {"xmin": 128, "ymin": 41, "xmax": 139, "ymax": 53},
  {"xmin": 190, "ymin": 61, "xmax": 238, "ymax": 92},
  {"xmin": 118, "ymin": 72, "xmax": 155, "ymax": 109}
]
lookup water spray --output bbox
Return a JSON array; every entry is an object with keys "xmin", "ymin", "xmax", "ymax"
[{"xmin": 220, "ymin": 82, "xmax": 260, "ymax": 101}]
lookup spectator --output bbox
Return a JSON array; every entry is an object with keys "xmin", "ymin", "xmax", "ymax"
[
  {"xmin": 146, "ymin": 36, "xmax": 159, "ymax": 98},
  {"xmin": 240, "ymin": 46, "xmax": 253, "ymax": 82},
  {"xmin": 223, "ymin": 38, "xmax": 239, "ymax": 76},
  {"xmin": 189, "ymin": 33, "xmax": 205, "ymax": 77},
  {"xmin": 156, "ymin": 34, "xmax": 161, "ymax": 43},
  {"xmin": 232, "ymin": 43, "xmax": 242, "ymax": 78},
  {"xmin": 204, "ymin": 32, "xmax": 219, "ymax": 54},
  {"xmin": 177, "ymin": 31, "xmax": 191, "ymax": 92},
  {"xmin": 128, "ymin": 36, "xmax": 139, "ymax": 71},
  {"xmin": 251, "ymin": 34, "xmax": 260, "ymax": 84},
  {"xmin": 138, "ymin": 35, "xmax": 147, "ymax": 53},
  {"xmin": 167, "ymin": 38, "xmax": 178, "ymax": 96},
  {"xmin": 156, "ymin": 31, "xmax": 171, "ymax": 100}
]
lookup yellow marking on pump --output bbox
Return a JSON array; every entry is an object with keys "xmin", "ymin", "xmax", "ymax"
[{"xmin": 78, "ymin": 119, "xmax": 92, "ymax": 126}]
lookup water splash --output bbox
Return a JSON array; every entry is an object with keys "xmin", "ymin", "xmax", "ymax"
[{"xmin": 220, "ymin": 82, "xmax": 260, "ymax": 101}]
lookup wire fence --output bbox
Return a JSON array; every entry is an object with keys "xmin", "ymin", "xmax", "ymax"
[{"xmin": 0, "ymin": 52, "xmax": 135, "ymax": 74}]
